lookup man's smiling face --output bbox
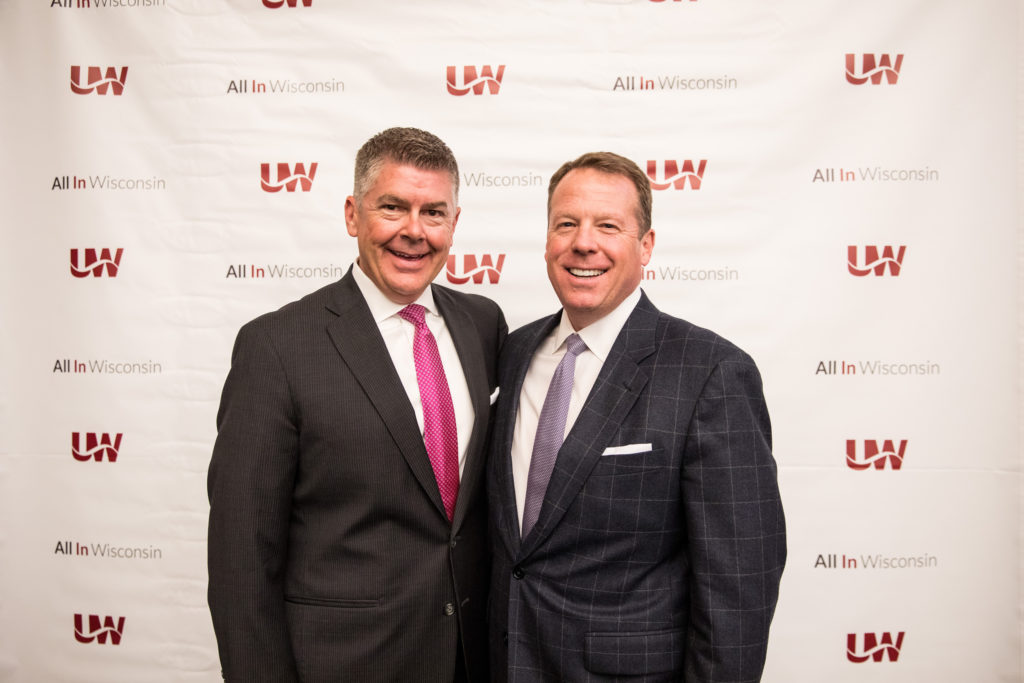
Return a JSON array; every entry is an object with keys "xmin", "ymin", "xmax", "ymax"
[
  {"xmin": 345, "ymin": 161, "xmax": 460, "ymax": 304},
  {"xmin": 545, "ymin": 167, "xmax": 654, "ymax": 330}
]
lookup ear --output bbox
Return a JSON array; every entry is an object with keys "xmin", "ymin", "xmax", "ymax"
[
  {"xmin": 344, "ymin": 196, "xmax": 358, "ymax": 237},
  {"xmin": 640, "ymin": 229, "xmax": 655, "ymax": 266},
  {"xmin": 450, "ymin": 206, "xmax": 461, "ymax": 241}
]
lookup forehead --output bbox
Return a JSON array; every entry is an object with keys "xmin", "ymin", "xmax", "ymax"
[
  {"xmin": 366, "ymin": 161, "xmax": 456, "ymax": 201},
  {"xmin": 550, "ymin": 168, "xmax": 639, "ymax": 218}
]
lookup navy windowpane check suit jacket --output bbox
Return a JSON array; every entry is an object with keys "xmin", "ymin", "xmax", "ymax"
[{"xmin": 487, "ymin": 292, "xmax": 786, "ymax": 682}]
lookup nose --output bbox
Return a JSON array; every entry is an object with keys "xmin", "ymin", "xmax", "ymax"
[
  {"xmin": 400, "ymin": 211, "xmax": 426, "ymax": 240},
  {"xmin": 571, "ymin": 223, "xmax": 598, "ymax": 253}
]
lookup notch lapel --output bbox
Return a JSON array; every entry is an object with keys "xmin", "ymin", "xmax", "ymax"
[
  {"xmin": 494, "ymin": 315, "xmax": 560, "ymax": 558},
  {"xmin": 324, "ymin": 273, "xmax": 448, "ymax": 521},
  {"xmin": 433, "ymin": 286, "xmax": 488, "ymax": 533},
  {"xmin": 518, "ymin": 295, "xmax": 660, "ymax": 558}
]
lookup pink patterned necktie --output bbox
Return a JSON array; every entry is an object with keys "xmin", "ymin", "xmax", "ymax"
[{"xmin": 398, "ymin": 304, "xmax": 459, "ymax": 521}]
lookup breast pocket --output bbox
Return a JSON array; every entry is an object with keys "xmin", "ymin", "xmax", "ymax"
[{"xmin": 577, "ymin": 447, "xmax": 681, "ymax": 560}]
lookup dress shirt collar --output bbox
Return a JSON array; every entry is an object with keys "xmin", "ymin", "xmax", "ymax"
[
  {"xmin": 550, "ymin": 287, "xmax": 642, "ymax": 362},
  {"xmin": 350, "ymin": 260, "xmax": 440, "ymax": 323}
]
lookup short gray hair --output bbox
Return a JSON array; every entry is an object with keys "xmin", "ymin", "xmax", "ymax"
[{"xmin": 353, "ymin": 127, "xmax": 459, "ymax": 201}]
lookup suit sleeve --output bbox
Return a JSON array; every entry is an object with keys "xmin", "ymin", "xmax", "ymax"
[
  {"xmin": 207, "ymin": 321, "xmax": 300, "ymax": 682},
  {"xmin": 682, "ymin": 350, "xmax": 786, "ymax": 683}
]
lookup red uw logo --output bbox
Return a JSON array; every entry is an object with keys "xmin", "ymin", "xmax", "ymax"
[
  {"xmin": 847, "ymin": 632, "xmax": 904, "ymax": 663},
  {"xmin": 647, "ymin": 160, "xmax": 706, "ymax": 190},
  {"xmin": 846, "ymin": 439, "xmax": 906, "ymax": 471},
  {"xmin": 70, "ymin": 66, "xmax": 128, "ymax": 95},
  {"xmin": 260, "ymin": 162, "xmax": 318, "ymax": 192},
  {"xmin": 446, "ymin": 65, "xmax": 505, "ymax": 96},
  {"xmin": 446, "ymin": 254, "xmax": 505, "ymax": 284},
  {"xmin": 847, "ymin": 245, "xmax": 905, "ymax": 277},
  {"xmin": 74, "ymin": 614, "xmax": 125, "ymax": 645},
  {"xmin": 70, "ymin": 248, "xmax": 123, "ymax": 278},
  {"xmin": 845, "ymin": 54, "xmax": 903, "ymax": 85},
  {"xmin": 263, "ymin": 0, "xmax": 311, "ymax": 6},
  {"xmin": 72, "ymin": 432, "xmax": 123, "ymax": 463}
]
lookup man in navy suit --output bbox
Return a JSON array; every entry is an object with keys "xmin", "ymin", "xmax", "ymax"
[
  {"xmin": 487, "ymin": 152, "xmax": 785, "ymax": 682},
  {"xmin": 208, "ymin": 128, "xmax": 505, "ymax": 682}
]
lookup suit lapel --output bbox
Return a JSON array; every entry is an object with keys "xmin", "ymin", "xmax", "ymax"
[
  {"xmin": 433, "ymin": 285, "xmax": 487, "ymax": 532},
  {"xmin": 519, "ymin": 294, "xmax": 660, "ymax": 558},
  {"xmin": 495, "ymin": 315, "xmax": 560, "ymax": 557},
  {"xmin": 324, "ymin": 272, "xmax": 448, "ymax": 521}
]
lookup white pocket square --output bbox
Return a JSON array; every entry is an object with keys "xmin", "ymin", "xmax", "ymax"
[
  {"xmin": 489, "ymin": 387, "xmax": 500, "ymax": 405},
  {"xmin": 601, "ymin": 443, "xmax": 653, "ymax": 456}
]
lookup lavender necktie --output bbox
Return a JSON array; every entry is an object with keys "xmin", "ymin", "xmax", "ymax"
[
  {"xmin": 522, "ymin": 333, "xmax": 587, "ymax": 537},
  {"xmin": 398, "ymin": 304, "xmax": 459, "ymax": 522}
]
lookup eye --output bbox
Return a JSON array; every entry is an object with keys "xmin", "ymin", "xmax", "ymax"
[{"xmin": 598, "ymin": 222, "xmax": 620, "ymax": 232}]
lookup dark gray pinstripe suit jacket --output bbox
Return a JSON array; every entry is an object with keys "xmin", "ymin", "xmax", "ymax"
[
  {"xmin": 208, "ymin": 271, "xmax": 506, "ymax": 682},
  {"xmin": 488, "ymin": 292, "xmax": 785, "ymax": 682}
]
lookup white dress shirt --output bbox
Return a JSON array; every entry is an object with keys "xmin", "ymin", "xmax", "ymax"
[
  {"xmin": 351, "ymin": 262, "xmax": 474, "ymax": 477},
  {"xmin": 510, "ymin": 288, "xmax": 642, "ymax": 530}
]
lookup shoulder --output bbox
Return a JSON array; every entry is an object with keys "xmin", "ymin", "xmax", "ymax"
[
  {"xmin": 639, "ymin": 297, "xmax": 756, "ymax": 368},
  {"xmin": 433, "ymin": 284, "xmax": 502, "ymax": 317},
  {"xmin": 236, "ymin": 278, "xmax": 347, "ymax": 339}
]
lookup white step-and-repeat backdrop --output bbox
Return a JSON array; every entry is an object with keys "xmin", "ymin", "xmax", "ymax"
[{"xmin": 1, "ymin": 1, "xmax": 1020, "ymax": 681}]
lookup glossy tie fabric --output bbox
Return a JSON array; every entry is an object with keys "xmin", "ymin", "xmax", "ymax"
[
  {"xmin": 522, "ymin": 333, "xmax": 587, "ymax": 537},
  {"xmin": 399, "ymin": 304, "xmax": 459, "ymax": 521}
]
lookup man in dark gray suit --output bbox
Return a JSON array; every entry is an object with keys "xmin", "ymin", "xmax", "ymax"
[
  {"xmin": 208, "ymin": 127, "xmax": 506, "ymax": 682},
  {"xmin": 488, "ymin": 152, "xmax": 785, "ymax": 682}
]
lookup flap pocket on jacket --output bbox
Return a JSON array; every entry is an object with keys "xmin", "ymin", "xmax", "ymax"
[
  {"xmin": 584, "ymin": 628, "xmax": 683, "ymax": 676},
  {"xmin": 284, "ymin": 595, "xmax": 379, "ymax": 609}
]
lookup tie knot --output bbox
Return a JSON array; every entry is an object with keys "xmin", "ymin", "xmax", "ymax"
[
  {"xmin": 565, "ymin": 333, "xmax": 587, "ymax": 358},
  {"xmin": 398, "ymin": 303, "xmax": 427, "ymax": 328}
]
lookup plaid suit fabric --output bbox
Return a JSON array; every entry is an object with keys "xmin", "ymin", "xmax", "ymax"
[{"xmin": 488, "ymin": 293, "xmax": 786, "ymax": 683}]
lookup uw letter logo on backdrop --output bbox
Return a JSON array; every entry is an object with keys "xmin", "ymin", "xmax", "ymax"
[
  {"xmin": 446, "ymin": 254, "xmax": 505, "ymax": 284},
  {"xmin": 847, "ymin": 632, "xmax": 904, "ymax": 662},
  {"xmin": 845, "ymin": 54, "xmax": 903, "ymax": 85},
  {"xmin": 446, "ymin": 66, "xmax": 505, "ymax": 95},
  {"xmin": 846, "ymin": 439, "xmax": 906, "ymax": 470},
  {"xmin": 847, "ymin": 245, "xmax": 905, "ymax": 276},
  {"xmin": 647, "ymin": 160, "xmax": 706, "ymax": 190},
  {"xmin": 74, "ymin": 614, "xmax": 125, "ymax": 645},
  {"xmin": 72, "ymin": 432, "xmax": 123, "ymax": 463},
  {"xmin": 261, "ymin": 163, "xmax": 318, "ymax": 192},
  {"xmin": 263, "ymin": 0, "xmax": 311, "ymax": 6},
  {"xmin": 70, "ymin": 248, "xmax": 123, "ymax": 278},
  {"xmin": 70, "ymin": 66, "xmax": 128, "ymax": 96}
]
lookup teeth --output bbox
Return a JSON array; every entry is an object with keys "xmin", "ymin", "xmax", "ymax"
[
  {"xmin": 569, "ymin": 268, "xmax": 604, "ymax": 277},
  {"xmin": 392, "ymin": 250, "xmax": 425, "ymax": 259}
]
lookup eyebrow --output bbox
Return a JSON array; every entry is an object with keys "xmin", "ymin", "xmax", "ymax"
[
  {"xmin": 375, "ymin": 195, "xmax": 450, "ymax": 212},
  {"xmin": 376, "ymin": 194, "xmax": 409, "ymax": 207}
]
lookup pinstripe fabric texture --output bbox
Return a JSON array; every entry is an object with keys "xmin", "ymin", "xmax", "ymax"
[
  {"xmin": 488, "ymin": 292, "xmax": 786, "ymax": 683},
  {"xmin": 208, "ymin": 272, "xmax": 506, "ymax": 683}
]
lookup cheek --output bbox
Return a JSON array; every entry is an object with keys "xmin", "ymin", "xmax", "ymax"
[
  {"xmin": 429, "ymin": 224, "xmax": 455, "ymax": 249},
  {"xmin": 544, "ymin": 235, "xmax": 567, "ymax": 263}
]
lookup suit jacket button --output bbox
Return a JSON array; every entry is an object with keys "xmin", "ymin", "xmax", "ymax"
[
  {"xmin": 444, "ymin": 602, "xmax": 455, "ymax": 616},
  {"xmin": 512, "ymin": 567, "xmax": 525, "ymax": 579}
]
